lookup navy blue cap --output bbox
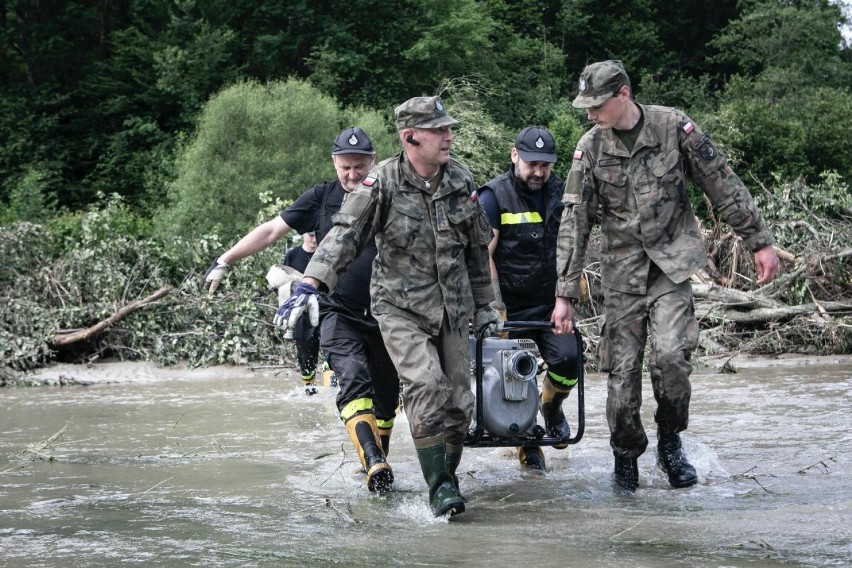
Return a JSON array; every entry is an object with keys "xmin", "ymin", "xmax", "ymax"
[
  {"xmin": 331, "ymin": 127, "xmax": 375, "ymax": 155},
  {"xmin": 515, "ymin": 126, "xmax": 557, "ymax": 163}
]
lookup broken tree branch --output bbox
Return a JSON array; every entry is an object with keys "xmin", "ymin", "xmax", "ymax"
[{"xmin": 50, "ymin": 286, "xmax": 173, "ymax": 347}]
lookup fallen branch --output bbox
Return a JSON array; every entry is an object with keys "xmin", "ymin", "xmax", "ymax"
[
  {"xmin": 21, "ymin": 425, "xmax": 68, "ymax": 460},
  {"xmin": 755, "ymin": 247, "xmax": 852, "ymax": 298},
  {"xmin": 692, "ymin": 282, "xmax": 785, "ymax": 309},
  {"xmin": 50, "ymin": 286, "xmax": 173, "ymax": 347},
  {"xmin": 696, "ymin": 301, "xmax": 852, "ymax": 324}
]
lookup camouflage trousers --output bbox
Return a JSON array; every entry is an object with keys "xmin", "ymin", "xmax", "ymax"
[
  {"xmin": 599, "ymin": 263, "xmax": 700, "ymax": 459},
  {"xmin": 374, "ymin": 310, "xmax": 474, "ymax": 447}
]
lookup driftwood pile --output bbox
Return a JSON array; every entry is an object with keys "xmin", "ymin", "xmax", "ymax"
[{"xmin": 576, "ymin": 221, "xmax": 851, "ymax": 366}]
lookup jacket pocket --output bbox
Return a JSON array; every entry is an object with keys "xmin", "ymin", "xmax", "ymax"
[{"xmin": 594, "ymin": 167, "xmax": 627, "ymax": 210}]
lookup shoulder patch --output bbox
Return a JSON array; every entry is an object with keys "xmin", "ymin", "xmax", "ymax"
[
  {"xmin": 573, "ymin": 149, "xmax": 583, "ymax": 160},
  {"xmin": 362, "ymin": 175, "xmax": 377, "ymax": 187},
  {"xmin": 469, "ymin": 189, "xmax": 478, "ymax": 202},
  {"xmin": 682, "ymin": 122, "xmax": 695, "ymax": 134}
]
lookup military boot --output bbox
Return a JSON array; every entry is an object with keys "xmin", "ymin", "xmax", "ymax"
[
  {"xmin": 540, "ymin": 377, "xmax": 573, "ymax": 448},
  {"xmin": 613, "ymin": 456, "xmax": 639, "ymax": 492},
  {"xmin": 657, "ymin": 431, "xmax": 698, "ymax": 488},
  {"xmin": 344, "ymin": 413, "xmax": 394, "ymax": 492},
  {"xmin": 518, "ymin": 445, "xmax": 546, "ymax": 472},
  {"xmin": 415, "ymin": 437, "xmax": 465, "ymax": 517}
]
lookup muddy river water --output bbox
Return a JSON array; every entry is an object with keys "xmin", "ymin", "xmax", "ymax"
[{"xmin": 1, "ymin": 357, "xmax": 849, "ymax": 567}]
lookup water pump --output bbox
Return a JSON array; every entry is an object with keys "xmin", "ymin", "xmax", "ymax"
[
  {"xmin": 476, "ymin": 337, "xmax": 541, "ymax": 437},
  {"xmin": 465, "ymin": 321, "xmax": 585, "ymax": 448}
]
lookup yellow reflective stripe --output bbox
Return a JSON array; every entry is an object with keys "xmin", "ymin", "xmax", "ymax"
[
  {"xmin": 548, "ymin": 370, "xmax": 578, "ymax": 388},
  {"xmin": 500, "ymin": 211, "xmax": 543, "ymax": 225},
  {"xmin": 340, "ymin": 398, "xmax": 374, "ymax": 421},
  {"xmin": 376, "ymin": 418, "xmax": 395, "ymax": 430}
]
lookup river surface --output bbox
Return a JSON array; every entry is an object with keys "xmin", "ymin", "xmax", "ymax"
[{"xmin": 1, "ymin": 357, "xmax": 850, "ymax": 567}]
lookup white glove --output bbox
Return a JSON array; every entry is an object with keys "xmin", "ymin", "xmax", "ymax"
[
  {"xmin": 265, "ymin": 265, "xmax": 304, "ymax": 306},
  {"xmin": 204, "ymin": 257, "xmax": 230, "ymax": 294}
]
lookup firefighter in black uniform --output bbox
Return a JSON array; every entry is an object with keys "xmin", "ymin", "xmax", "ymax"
[
  {"xmin": 281, "ymin": 232, "xmax": 320, "ymax": 390},
  {"xmin": 205, "ymin": 128, "xmax": 399, "ymax": 492},
  {"xmin": 479, "ymin": 126, "xmax": 579, "ymax": 472}
]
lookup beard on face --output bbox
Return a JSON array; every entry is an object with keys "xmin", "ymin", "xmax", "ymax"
[{"xmin": 514, "ymin": 164, "xmax": 543, "ymax": 191}]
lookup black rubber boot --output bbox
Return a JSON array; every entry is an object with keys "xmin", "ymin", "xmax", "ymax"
[
  {"xmin": 377, "ymin": 426, "xmax": 392, "ymax": 456},
  {"xmin": 613, "ymin": 456, "xmax": 639, "ymax": 492},
  {"xmin": 518, "ymin": 445, "xmax": 546, "ymax": 472},
  {"xmin": 657, "ymin": 431, "xmax": 698, "ymax": 488},
  {"xmin": 345, "ymin": 414, "xmax": 394, "ymax": 493},
  {"xmin": 416, "ymin": 440, "xmax": 465, "ymax": 517},
  {"xmin": 540, "ymin": 378, "xmax": 573, "ymax": 449}
]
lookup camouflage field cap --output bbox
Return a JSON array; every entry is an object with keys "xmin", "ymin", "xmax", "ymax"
[
  {"xmin": 572, "ymin": 60, "xmax": 630, "ymax": 109},
  {"xmin": 331, "ymin": 127, "xmax": 375, "ymax": 155},
  {"xmin": 394, "ymin": 96, "xmax": 459, "ymax": 130}
]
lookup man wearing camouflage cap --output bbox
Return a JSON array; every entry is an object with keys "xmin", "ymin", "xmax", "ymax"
[
  {"xmin": 204, "ymin": 127, "xmax": 400, "ymax": 494},
  {"xmin": 280, "ymin": 96, "xmax": 500, "ymax": 517},
  {"xmin": 479, "ymin": 126, "xmax": 580, "ymax": 473},
  {"xmin": 552, "ymin": 60, "xmax": 780, "ymax": 492}
]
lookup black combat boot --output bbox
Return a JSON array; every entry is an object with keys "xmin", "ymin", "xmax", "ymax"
[
  {"xmin": 613, "ymin": 456, "xmax": 639, "ymax": 492},
  {"xmin": 540, "ymin": 378, "xmax": 573, "ymax": 448},
  {"xmin": 657, "ymin": 431, "xmax": 697, "ymax": 488}
]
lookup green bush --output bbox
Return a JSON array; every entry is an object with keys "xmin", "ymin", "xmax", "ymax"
[
  {"xmin": 708, "ymin": 75, "xmax": 852, "ymax": 185},
  {"xmin": 155, "ymin": 78, "xmax": 398, "ymax": 245},
  {"xmin": 0, "ymin": 166, "xmax": 58, "ymax": 225}
]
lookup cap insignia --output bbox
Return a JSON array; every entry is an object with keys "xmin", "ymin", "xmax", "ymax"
[
  {"xmin": 435, "ymin": 99, "xmax": 444, "ymax": 111},
  {"xmin": 535, "ymin": 136, "xmax": 544, "ymax": 149},
  {"xmin": 348, "ymin": 134, "xmax": 358, "ymax": 146}
]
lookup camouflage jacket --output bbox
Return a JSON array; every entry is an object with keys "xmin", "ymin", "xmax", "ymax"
[
  {"xmin": 305, "ymin": 152, "xmax": 494, "ymax": 334},
  {"xmin": 556, "ymin": 104, "xmax": 775, "ymax": 298}
]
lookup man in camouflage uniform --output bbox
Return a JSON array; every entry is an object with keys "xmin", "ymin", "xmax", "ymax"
[
  {"xmin": 282, "ymin": 96, "xmax": 499, "ymax": 516},
  {"xmin": 479, "ymin": 126, "xmax": 579, "ymax": 472},
  {"xmin": 552, "ymin": 60, "xmax": 780, "ymax": 492}
]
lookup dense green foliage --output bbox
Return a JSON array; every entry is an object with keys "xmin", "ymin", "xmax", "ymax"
[
  {"xmin": 1, "ymin": 0, "xmax": 850, "ymax": 374},
  {"xmin": 154, "ymin": 78, "xmax": 399, "ymax": 244},
  {"xmin": 2, "ymin": 0, "xmax": 850, "ymax": 217}
]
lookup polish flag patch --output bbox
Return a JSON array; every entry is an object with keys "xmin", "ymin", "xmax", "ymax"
[
  {"xmin": 573, "ymin": 149, "xmax": 583, "ymax": 160},
  {"xmin": 682, "ymin": 122, "xmax": 695, "ymax": 134},
  {"xmin": 470, "ymin": 189, "xmax": 478, "ymax": 202},
  {"xmin": 362, "ymin": 175, "xmax": 377, "ymax": 187}
]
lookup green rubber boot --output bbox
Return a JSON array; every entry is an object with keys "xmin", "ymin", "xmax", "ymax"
[
  {"xmin": 445, "ymin": 443, "xmax": 467, "ymax": 502},
  {"xmin": 415, "ymin": 437, "xmax": 465, "ymax": 517}
]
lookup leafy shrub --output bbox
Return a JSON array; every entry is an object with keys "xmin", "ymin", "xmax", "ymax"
[
  {"xmin": 1, "ymin": 193, "xmax": 297, "ymax": 373},
  {"xmin": 155, "ymin": 78, "xmax": 398, "ymax": 245}
]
